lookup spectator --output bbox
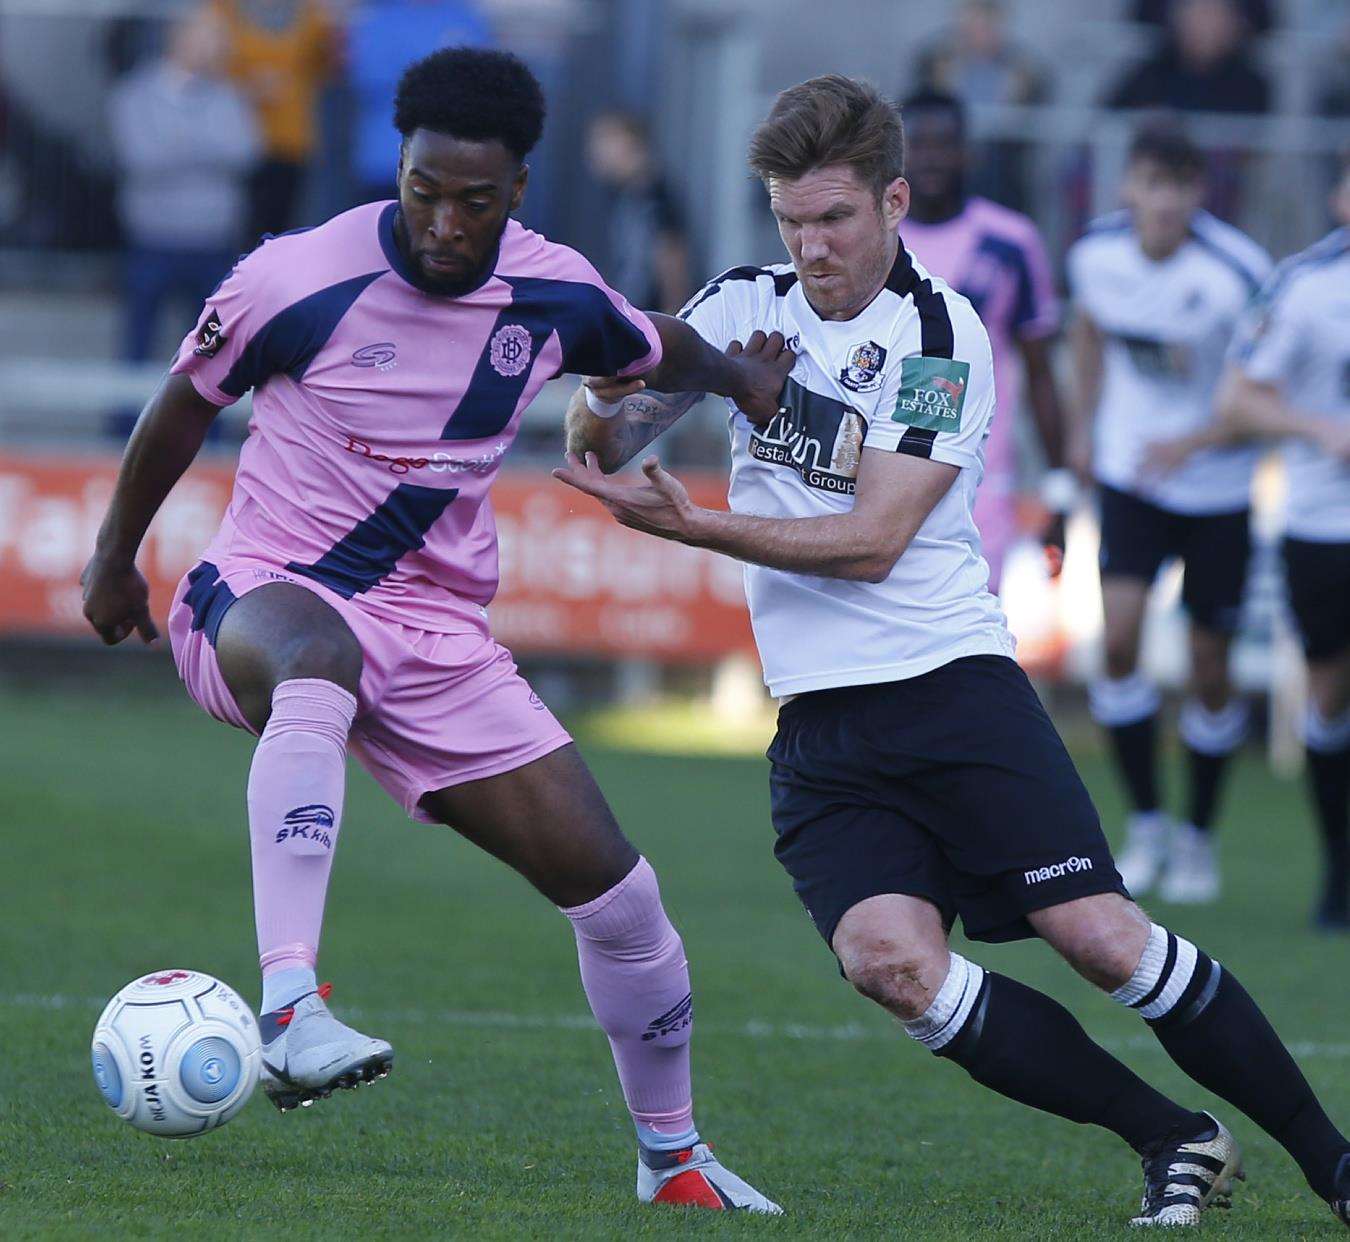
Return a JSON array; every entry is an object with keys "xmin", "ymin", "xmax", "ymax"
[
  {"xmin": 213, "ymin": 0, "xmax": 335, "ymax": 242},
  {"xmin": 345, "ymin": 0, "xmax": 492, "ymax": 205},
  {"xmin": 1106, "ymin": 0, "xmax": 1271, "ymax": 115},
  {"xmin": 584, "ymin": 111, "xmax": 691, "ymax": 314},
  {"xmin": 109, "ymin": 7, "xmax": 259, "ymax": 382},
  {"xmin": 1130, "ymin": 0, "xmax": 1273, "ymax": 36},
  {"xmin": 908, "ymin": 0, "xmax": 1047, "ymax": 212}
]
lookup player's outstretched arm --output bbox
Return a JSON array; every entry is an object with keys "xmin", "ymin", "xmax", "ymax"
[
  {"xmin": 565, "ymin": 327, "xmax": 792, "ymax": 474},
  {"xmin": 641, "ymin": 314, "xmax": 791, "ymax": 415},
  {"xmin": 564, "ymin": 384, "xmax": 704, "ymax": 475},
  {"xmin": 554, "ymin": 446, "xmax": 958, "ymax": 583},
  {"xmin": 81, "ymin": 373, "xmax": 225, "ymax": 645},
  {"xmin": 1216, "ymin": 365, "xmax": 1350, "ymax": 461}
]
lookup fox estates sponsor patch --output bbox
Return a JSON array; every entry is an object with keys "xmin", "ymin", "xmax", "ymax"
[{"xmin": 890, "ymin": 356, "xmax": 970, "ymax": 433}]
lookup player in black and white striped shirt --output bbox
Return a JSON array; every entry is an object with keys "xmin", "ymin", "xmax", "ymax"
[{"xmin": 559, "ymin": 76, "xmax": 1350, "ymax": 1228}]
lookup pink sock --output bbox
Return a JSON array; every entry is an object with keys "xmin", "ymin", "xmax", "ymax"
[
  {"xmin": 246, "ymin": 678, "xmax": 356, "ymax": 982},
  {"xmin": 562, "ymin": 857, "xmax": 696, "ymax": 1142}
]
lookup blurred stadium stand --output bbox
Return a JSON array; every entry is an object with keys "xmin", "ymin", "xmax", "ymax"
[{"xmin": 0, "ymin": 0, "xmax": 1343, "ymax": 737}]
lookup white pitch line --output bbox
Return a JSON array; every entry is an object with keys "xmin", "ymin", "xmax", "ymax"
[{"xmin": 12, "ymin": 992, "xmax": 1350, "ymax": 1060}]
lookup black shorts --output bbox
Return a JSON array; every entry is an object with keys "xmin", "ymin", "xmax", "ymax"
[
  {"xmin": 1284, "ymin": 537, "xmax": 1350, "ymax": 660},
  {"xmin": 767, "ymin": 655, "xmax": 1127, "ymax": 950},
  {"xmin": 1097, "ymin": 483, "xmax": 1251, "ymax": 633}
]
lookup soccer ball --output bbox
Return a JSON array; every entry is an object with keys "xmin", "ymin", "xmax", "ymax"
[{"xmin": 91, "ymin": 969, "xmax": 260, "ymax": 1138}]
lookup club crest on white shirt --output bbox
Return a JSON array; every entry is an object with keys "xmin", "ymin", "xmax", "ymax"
[
  {"xmin": 489, "ymin": 323, "xmax": 533, "ymax": 377},
  {"xmin": 839, "ymin": 339, "xmax": 887, "ymax": 393}
]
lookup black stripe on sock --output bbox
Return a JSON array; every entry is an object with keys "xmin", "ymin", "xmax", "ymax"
[
  {"xmin": 1147, "ymin": 953, "xmax": 1217, "ymax": 1030},
  {"xmin": 1131, "ymin": 932, "xmax": 1178, "ymax": 1010}
]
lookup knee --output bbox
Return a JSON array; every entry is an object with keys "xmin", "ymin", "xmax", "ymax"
[
  {"xmin": 837, "ymin": 938, "xmax": 947, "ymax": 1021},
  {"xmin": 1054, "ymin": 916, "xmax": 1150, "ymax": 991}
]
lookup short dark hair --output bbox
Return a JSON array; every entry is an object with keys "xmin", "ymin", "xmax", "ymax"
[
  {"xmin": 748, "ymin": 74, "xmax": 905, "ymax": 195},
  {"xmin": 900, "ymin": 89, "xmax": 968, "ymax": 139},
  {"xmin": 1128, "ymin": 116, "xmax": 1205, "ymax": 181},
  {"xmin": 394, "ymin": 47, "xmax": 545, "ymax": 161}
]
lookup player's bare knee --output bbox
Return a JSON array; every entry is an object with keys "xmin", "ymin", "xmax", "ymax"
[
  {"xmin": 1103, "ymin": 635, "xmax": 1139, "ymax": 681},
  {"xmin": 836, "ymin": 936, "xmax": 945, "ymax": 1019},
  {"xmin": 1035, "ymin": 896, "xmax": 1151, "ymax": 991}
]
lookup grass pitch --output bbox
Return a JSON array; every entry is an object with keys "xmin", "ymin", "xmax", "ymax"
[{"xmin": 2, "ymin": 673, "xmax": 1348, "ymax": 1239}]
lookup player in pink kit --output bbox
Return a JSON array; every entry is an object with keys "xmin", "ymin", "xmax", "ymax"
[
  {"xmin": 81, "ymin": 48, "xmax": 787, "ymax": 1212},
  {"xmin": 899, "ymin": 92, "xmax": 1072, "ymax": 591}
]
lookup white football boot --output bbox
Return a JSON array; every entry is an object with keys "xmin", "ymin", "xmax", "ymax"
[
  {"xmin": 1115, "ymin": 813, "xmax": 1172, "ymax": 896},
  {"xmin": 259, "ymin": 983, "xmax": 393, "ymax": 1111},
  {"xmin": 637, "ymin": 1142, "xmax": 782, "ymax": 1214},
  {"xmin": 1130, "ymin": 1113, "xmax": 1244, "ymax": 1227},
  {"xmin": 1159, "ymin": 824, "xmax": 1221, "ymax": 905}
]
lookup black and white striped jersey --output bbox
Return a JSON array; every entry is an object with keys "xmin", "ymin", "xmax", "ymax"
[
  {"xmin": 1230, "ymin": 227, "xmax": 1350, "ymax": 541},
  {"xmin": 1067, "ymin": 209, "xmax": 1271, "ymax": 514},
  {"xmin": 678, "ymin": 245, "xmax": 1012, "ymax": 698}
]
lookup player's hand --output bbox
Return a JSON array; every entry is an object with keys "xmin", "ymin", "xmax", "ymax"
[
  {"xmin": 725, "ymin": 330, "xmax": 794, "ymax": 426},
  {"xmin": 1140, "ymin": 435, "xmax": 1197, "ymax": 479},
  {"xmin": 552, "ymin": 451, "xmax": 700, "ymax": 542},
  {"xmin": 80, "ymin": 554, "xmax": 160, "ymax": 646},
  {"xmin": 1038, "ymin": 512, "xmax": 1065, "ymax": 579}
]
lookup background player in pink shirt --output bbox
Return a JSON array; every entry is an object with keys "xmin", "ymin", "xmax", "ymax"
[
  {"xmin": 80, "ymin": 47, "xmax": 788, "ymax": 1212},
  {"xmin": 899, "ymin": 91, "xmax": 1073, "ymax": 591}
]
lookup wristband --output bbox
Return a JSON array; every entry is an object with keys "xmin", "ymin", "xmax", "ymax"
[
  {"xmin": 584, "ymin": 387, "xmax": 625, "ymax": 419},
  {"xmin": 1040, "ymin": 467, "xmax": 1080, "ymax": 514}
]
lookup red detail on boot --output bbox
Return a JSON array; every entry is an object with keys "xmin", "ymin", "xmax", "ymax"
[{"xmin": 653, "ymin": 1170, "xmax": 727, "ymax": 1210}]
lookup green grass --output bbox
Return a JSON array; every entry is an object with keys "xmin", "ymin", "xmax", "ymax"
[{"xmin": 1, "ymin": 679, "xmax": 1348, "ymax": 1239}]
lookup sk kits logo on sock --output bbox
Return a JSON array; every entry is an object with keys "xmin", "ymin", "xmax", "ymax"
[
  {"xmin": 277, "ymin": 804, "xmax": 335, "ymax": 851},
  {"xmin": 194, "ymin": 310, "xmax": 226, "ymax": 358},
  {"xmin": 839, "ymin": 339, "xmax": 887, "ymax": 393},
  {"xmin": 890, "ymin": 356, "xmax": 970, "ymax": 432},
  {"xmin": 642, "ymin": 993, "xmax": 693, "ymax": 1042}
]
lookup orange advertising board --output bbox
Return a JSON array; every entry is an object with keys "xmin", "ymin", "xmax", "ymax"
[{"xmin": 0, "ymin": 453, "xmax": 756, "ymax": 660}]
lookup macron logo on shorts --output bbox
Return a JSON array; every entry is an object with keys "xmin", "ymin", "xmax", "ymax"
[{"xmin": 1024, "ymin": 856, "xmax": 1094, "ymax": 885}]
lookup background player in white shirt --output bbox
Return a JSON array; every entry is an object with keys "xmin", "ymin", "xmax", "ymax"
[
  {"xmin": 1172, "ymin": 160, "xmax": 1350, "ymax": 929},
  {"xmin": 557, "ymin": 75, "xmax": 1350, "ymax": 1229},
  {"xmin": 1067, "ymin": 121, "xmax": 1271, "ymax": 905}
]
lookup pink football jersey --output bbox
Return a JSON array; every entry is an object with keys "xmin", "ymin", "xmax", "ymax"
[
  {"xmin": 171, "ymin": 202, "xmax": 661, "ymax": 631},
  {"xmin": 902, "ymin": 198, "xmax": 1059, "ymax": 490}
]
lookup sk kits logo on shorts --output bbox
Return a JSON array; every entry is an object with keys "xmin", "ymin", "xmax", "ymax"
[
  {"xmin": 489, "ymin": 323, "xmax": 533, "ymax": 377},
  {"xmin": 194, "ymin": 310, "xmax": 226, "ymax": 358},
  {"xmin": 890, "ymin": 356, "xmax": 970, "ymax": 433},
  {"xmin": 839, "ymin": 339, "xmax": 887, "ymax": 393}
]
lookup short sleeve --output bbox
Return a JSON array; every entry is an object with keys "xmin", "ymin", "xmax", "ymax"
[
  {"xmin": 1228, "ymin": 272, "xmax": 1306, "ymax": 388},
  {"xmin": 169, "ymin": 253, "xmax": 262, "ymax": 407},
  {"xmin": 559, "ymin": 281, "xmax": 663, "ymax": 379},
  {"xmin": 1013, "ymin": 226, "xmax": 1060, "ymax": 340},
  {"xmin": 863, "ymin": 303, "xmax": 996, "ymax": 470}
]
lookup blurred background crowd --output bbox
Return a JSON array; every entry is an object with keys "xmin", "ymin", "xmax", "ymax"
[{"xmin": 0, "ymin": 0, "xmax": 1345, "ymax": 716}]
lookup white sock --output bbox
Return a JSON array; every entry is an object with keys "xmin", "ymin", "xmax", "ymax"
[
  {"xmin": 1110, "ymin": 923, "xmax": 1201, "ymax": 1020},
  {"xmin": 261, "ymin": 966, "xmax": 318, "ymax": 1015},
  {"xmin": 901, "ymin": 953, "xmax": 985, "ymax": 1052}
]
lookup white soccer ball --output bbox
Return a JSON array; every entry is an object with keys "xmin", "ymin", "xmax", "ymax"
[{"xmin": 91, "ymin": 969, "xmax": 260, "ymax": 1138}]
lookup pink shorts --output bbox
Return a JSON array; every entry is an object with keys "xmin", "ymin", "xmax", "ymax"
[
  {"xmin": 973, "ymin": 482, "xmax": 1018, "ymax": 594},
  {"xmin": 168, "ymin": 557, "xmax": 571, "ymax": 823}
]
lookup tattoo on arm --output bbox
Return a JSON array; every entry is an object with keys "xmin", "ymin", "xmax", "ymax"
[{"xmin": 568, "ymin": 389, "xmax": 703, "ymax": 469}]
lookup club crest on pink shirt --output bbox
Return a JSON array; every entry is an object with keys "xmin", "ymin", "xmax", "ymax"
[{"xmin": 490, "ymin": 323, "xmax": 533, "ymax": 377}]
